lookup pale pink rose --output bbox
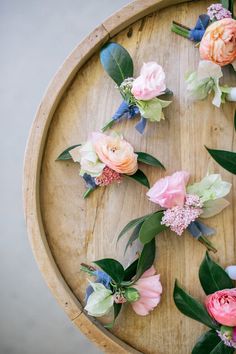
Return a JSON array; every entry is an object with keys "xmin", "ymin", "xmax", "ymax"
[
  {"xmin": 131, "ymin": 62, "xmax": 166, "ymax": 100},
  {"xmin": 91, "ymin": 132, "xmax": 138, "ymax": 175},
  {"xmin": 205, "ymin": 288, "xmax": 236, "ymax": 326},
  {"xmin": 131, "ymin": 266, "xmax": 162, "ymax": 316},
  {"xmin": 146, "ymin": 171, "xmax": 190, "ymax": 208},
  {"xmin": 200, "ymin": 18, "xmax": 236, "ymax": 66}
]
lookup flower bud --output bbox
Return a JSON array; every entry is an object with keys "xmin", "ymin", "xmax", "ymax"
[
  {"xmin": 221, "ymin": 326, "xmax": 233, "ymax": 340},
  {"xmin": 125, "ymin": 287, "xmax": 140, "ymax": 302}
]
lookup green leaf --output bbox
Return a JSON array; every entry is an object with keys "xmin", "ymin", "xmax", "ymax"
[
  {"xmin": 221, "ymin": 0, "xmax": 229, "ymax": 10},
  {"xmin": 173, "ymin": 280, "xmax": 218, "ymax": 330},
  {"xmin": 117, "ymin": 214, "xmax": 151, "ymax": 243},
  {"xmin": 192, "ymin": 330, "xmax": 221, "ymax": 354},
  {"xmin": 104, "ymin": 303, "xmax": 122, "ymax": 329},
  {"xmin": 100, "ymin": 42, "xmax": 133, "ymax": 86},
  {"xmin": 136, "ymin": 152, "xmax": 165, "ymax": 169},
  {"xmin": 199, "ymin": 252, "xmax": 234, "ymax": 295},
  {"xmin": 139, "ymin": 211, "xmax": 167, "ymax": 244},
  {"xmin": 135, "ymin": 238, "xmax": 156, "ymax": 280},
  {"xmin": 124, "ymin": 221, "xmax": 144, "ymax": 254},
  {"xmin": 206, "ymin": 147, "xmax": 236, "ymax": 174},
  {"xmin": 93, "ymin": 258, "xmax": 125, "ymax": 284},
  {"xmin": 127, "ymin": 169, "xmax": 150, "ymax": 188},
  {"xmin": 123, "ymin": 259, "xmax": 138, "ymax": 281},
  {"xmin": 210, "ymin": 341, "xmax": 235, "ymax": 354},
  {"xmin": 234, "ymin": 110, "xmax": 236, "ymax": 131},
  {"xmin": 56, "ymin": 144, "xmax": 81, "ymax": 161}
]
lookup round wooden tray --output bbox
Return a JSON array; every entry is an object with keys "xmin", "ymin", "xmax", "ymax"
[{"xmin": 23, "ymin": 1, "xmax": 236, "ymax": 353}]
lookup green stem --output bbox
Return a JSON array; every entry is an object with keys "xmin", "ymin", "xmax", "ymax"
[
  {"xmin": 198, "ymin": 235, "xmax": 217, "ymax": 253},
  {"xmin": 171, "ymin": 23, "xmax": 190, "ymax": 39},
  {"xmin": 83, "ymin": 187, "xmax": 95, "ymax": 199},
  {"xmin": 101, "ymin": 119, "xmax": 115, "ymax": 132},
  {"xmin": 80, "ymin": 263, "xmax": 96, "ymax": 276}
]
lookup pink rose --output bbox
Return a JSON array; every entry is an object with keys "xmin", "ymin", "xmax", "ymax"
[
  {"xmin": 200, "ymin": 18, "xmax": 236, "ymax": 66},
  {"xmin": 91, "ymin": 132, "xmax": 138, "ymax": 175},
  {"xmin": 205, "ymin": 288, "xmax": 236, "ymax": 326},
  {"xmin": 146, "ymin": 171, "xmax": 190, "ymax": 208},
  {"xmin": 131, "ymin": 266, "xmax": 162, "ymax": 316},
  {"xmin": 131, "ymin": 62, "xmax": 166, "ymax": 100}
]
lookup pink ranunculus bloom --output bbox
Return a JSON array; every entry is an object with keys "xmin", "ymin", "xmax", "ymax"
[
  {"xmin": 131, "ymin": 62, "xmax": 166, "ymax": 100},
  {"xmin": 146, "ymin": 171, "xmax": 190, "ymax": 208},
  {"xmin": 199, "ymin": 18, "xmax": 236, "ymax": 66},
  {"xmin": 131, "ymin": 266, "xmax": 162, "ymax": 316},
  {"xmin": 205, "ymin": 288, "xmax": 236, "ymax": 327},
  {"xmin": 91, "ymin": 132, "xmax": 138, "ymax": 175}
]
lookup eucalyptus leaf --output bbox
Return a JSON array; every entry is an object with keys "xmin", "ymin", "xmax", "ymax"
[
  {"xmin": 221, "ymin": 0, "xmax": 229, "ymax": 10},
  {"xmin": 139, "ymin": 211, "xmax": 167, "ymax": 244},
  {"xmin": 136, "ymin": 152, "xmax": 165, "ymax": 169},
  {"xmin": 123, "ymin": 259, "xmax": 138, "ymax": 281},
  {"xmin": 100, "ymin": 42, "xmax": 133, "ymax": 86},
  {"xmin": 206, "ymin": 147, "xmax": 236, "ymax": 174},
  {"xmin": 127, "ymin": 169, "xmax": 150, "ymax": 188},
  {"xmin": 124, "ymin": 221, "xmax": 144, "ymax": 254},
  {"xmin": 210, "ymin": 341, "xmax": 235, "ymax": 354},
  {"xmin": 199, "ymin": 252, "xmax": 234, "ymax": 295},
  {"xmin": 93, "ymin": 258, "xmax": 125, "ymax": 284},
  {"xmin": 192, "ymin": 330, "xmax": 221, "ymax": 354},
  {"xmin": 117, "ymin": 214, "xmax": 152, "ymax": 243},
  {"xmin": 173, "ymin": 280, "xmax": 218, "ymax": 330},
  {"xmin": 135, "ymin": 238, "xmax": 156, "ymax": 280},
  {"xmin": 56, "ymin": 144, "xmax": 81, "ymax": 161}
]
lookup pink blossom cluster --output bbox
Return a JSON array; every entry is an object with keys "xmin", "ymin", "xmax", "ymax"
[
  {"xmin": 95, "ymin": 166, "xmax": 122, "ymax": 186},
  {"xmin": 161, "ymin": 194, "xmax": 203, "ymax": 236},
  {"xmin": 207, "ymin": 3, "xmax": 232, "ymax": 21}
]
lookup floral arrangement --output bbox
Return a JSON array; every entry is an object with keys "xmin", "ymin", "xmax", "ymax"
[
  {"xmin": 100, "ymin": 42, "xmax": 172, "ymax": 134},
  {"xmin": 80, "ymin": 238, "xmax": 161, "ymax": 327},
  {"xmin": 57, "ymin": 131, "xmax": 164, "ymax": 197},
  {"xmin": 174, "ymin": 252, "xmax": 236, "ymax": 353},
  {"xmin": 171, "ymin": 2, "xmax": 236, "ymax": 107},
  {"xmin": 118, "ymin": 171, "xmax": 231, "ymax": 252}
]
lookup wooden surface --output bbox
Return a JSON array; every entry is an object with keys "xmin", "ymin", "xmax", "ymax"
[{"xmin": 24, "ymin": 1, "xmax": 236, "ymax": 353}]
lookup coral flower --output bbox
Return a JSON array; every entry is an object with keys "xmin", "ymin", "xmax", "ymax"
[
  {"xmin": 199, "ymin": 18, "xmax": 236, "ymax": 66},
  {"xmin": 131, "ymin": 266, "xmax": 162, "ymax": 316}
]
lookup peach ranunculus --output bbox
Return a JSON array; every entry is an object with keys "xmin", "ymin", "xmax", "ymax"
[
  {"xmin": 205, "ymin": 289, "xmax": 236, "ymax": 327},
  {"xmin": 146, "ymin": 171, "xmax": 190, "ymax": 208},
  {"xmin": 131, "ymin": 266, "xmax": 162, "ymax": 316},
  {"xmin": 199, "ymin": 18, "xmax": 236, "ymax": 66},
  {"xmin": 131, "ymin": 62, "xmax": 166, "ymax": 100},
  {"xmin": 91, "ymin": 132, "xmax": 138, "ymax": 175}
]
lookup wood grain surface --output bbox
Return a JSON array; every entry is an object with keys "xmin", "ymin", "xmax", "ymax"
[{"xmin": 24, "ymin": 1, "xmax": 236, "ymax": 353}]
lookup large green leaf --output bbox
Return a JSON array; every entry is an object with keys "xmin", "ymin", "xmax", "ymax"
[
  {"xmin": 173, "ymin": 280, "xmax": 218, "ymax": 330},
  {"xmin": 127, "ymin": 169, "xmax": 150, "ymax": 188},
  {"xmin": 135, "ymin": 238, "xmax": 156, "ymax": 280},
  {"xmin": 136, "ymin": 152, "xmax": 165, "ymax": 169},
  {"xmin": 117, "ymin": 214, "xmax": 152, "ymax": 243},
  {"xmin": 123, "ymin": 259, "xmax": 138, "ymax": 281},
  {"xmin": 206, "ymin": 147, "xmax": 236, "ymax": 174},
  {"xmin": 100, "ymin": 42, "xmax": 133, "ymax": 86},
  {"xmin": 192, "ymin": 330, "xmax": 221, "ymax": 354},
  {"xmin": 210, "ymin": 341, "xmax": 235, "ymax": 354},
  {"xmin": 139, "ymin": 211, "xmax": 167, "ymax": 244},
  {"xmin": 93, "ymin": 258, "xmax": 124, "ymax": 284},
  {"xmin": 56, "ymin": 144, "xmax": 81, "ymax": 161},
  {"xmin": 199, "ymin": 252, "xmax": 234, "ymax": 295}
]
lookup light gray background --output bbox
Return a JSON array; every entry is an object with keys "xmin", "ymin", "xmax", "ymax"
[{"xmin": 1, "ymin": 1, "xmax": 130, "ymax": 353}]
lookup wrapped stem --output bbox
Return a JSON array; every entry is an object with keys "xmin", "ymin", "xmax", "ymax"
[{"xmin": 198, "ymin": 235, "xmax": 217, "ymax": 253}]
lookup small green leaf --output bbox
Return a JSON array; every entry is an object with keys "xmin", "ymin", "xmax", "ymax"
[
  {"xmin": 135, "ymin": 238, "xmax": 156, "ymax": 280},
  {"xmin": 117, "ymin": 214, "xmax": 151, "ymax": 243},
  {"xmin": 136, "ymin": 152, "xmax": 165, "ymax": 169},
  {"xmin": 56, "ymin": 144, "xmax": 81, "ymax": 161},
  {"xmin": 173, "ymin": 280, "xmax": 218, "ymax": 330},
  {"xmin": 139, "ymin": 211, "xmax": 167, "ymax": 244},
  {"xmin": 124, "ymin": 221, "xmax": 144, "ymax": 254},
  {"xmin": 100, "ymin": 42, "xmax": 133, "ymax": 86},
  {"xmin": 93, "ymin": 258, "xmax": 125, "ymax": 284},
  {"xmin": 210, "ymin": 341, "xmax": 235, "ymax": 354},
  {"xmin": 221, "ymin": 0, "xmax": 229, "ymax": 10},
  {"xmin": 199, "ymin": 252, "xmax": 234, "ymax": 295},
  {"xmin": 206, "ymin": 146, "xmax": 236, "ymax": 174},
  {"xmin": 127, "ymin": 169, "xmax": 150, "ymax": 188},
  {"xmin": 123, "ymin": 259, "xmax": 138, "ymax": 281},
  {"xmin": 192, "ymin": 330, "xmax": 221, "ymax": 354}
]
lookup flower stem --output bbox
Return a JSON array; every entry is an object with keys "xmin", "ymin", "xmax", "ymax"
[
  {"xmin": 101, "ymin": 119, "xmax": 115, "ymax": 132},
  {"xmin": 80, "ymin": 263, "xmax": 96, "ymax": 275},
  {"xmin": 198, "ymin": 235, "xmax": 217, "ymax": 253},
  {"xmin": 171, "ymin": 22, "xmax": 190, "ymax": 39},
  {"xmin": 83, "ymin": 187, "xmax": 95, "ymax": 199}
]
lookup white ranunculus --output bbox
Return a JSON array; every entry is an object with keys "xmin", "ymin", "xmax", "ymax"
[{"xmin": 84, "ymin": 282, "xmax": 113, "ymax": 317}]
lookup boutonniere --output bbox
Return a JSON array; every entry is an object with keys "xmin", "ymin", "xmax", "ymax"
[
  {"xmin": 118, "ymin": 171, "xmax": 231, "ymax": 252},
  {"xmin": 174, "ymin": 252, "xmax": 236, "ymax": 353},
  {"xmin": 171, "ymin": 2, "xmax": 236, "ymax": 107},
  {"xmin": 57, "ymin": 131, "xmax": 164, "ymax": 198},
  {"xmin": 100, "ymin": 42, "xmax": 173, "ymax": 134},
  {"xmin": 81, "ymin": 239, "xmax": 162, "ymax": 327}
]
